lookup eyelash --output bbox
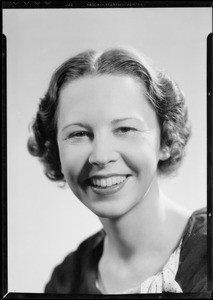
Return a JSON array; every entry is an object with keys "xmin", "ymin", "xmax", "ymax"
[
  {"xmin": 66, "ymin": 127, "xmax": 138, "ymax": 141},
  {"xmin": 114, "ymin": 127, "xmax": 138, "ymax": 135}
]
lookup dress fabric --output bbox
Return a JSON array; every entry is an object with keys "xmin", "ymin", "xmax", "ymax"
[{"xmin": 44, "ymin": 208, "xmax": 208, "ymax": 294}]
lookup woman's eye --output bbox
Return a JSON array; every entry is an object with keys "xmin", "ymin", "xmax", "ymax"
[
  {"xmin": 115, "ymin": 127, "xmax": 138, "ymax": 135},
  {"xmin": 66, "ymin": 131, "xmax": 90, "ymax": 140}
]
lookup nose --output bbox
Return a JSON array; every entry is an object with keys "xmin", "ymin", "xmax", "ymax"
[{"xmin": 88, "ymin": 135, "xmax": 118, "ymax": 167}]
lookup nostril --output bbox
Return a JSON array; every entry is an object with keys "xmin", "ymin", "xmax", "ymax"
[
  {"xmin": 89, "ymin": 159, "xmax": 110, "ymax": 168},
  {"xmin": 88, "ymin": 152, "xmax": 115, "ymax": 167}
]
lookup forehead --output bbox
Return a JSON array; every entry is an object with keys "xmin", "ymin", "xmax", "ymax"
[
  {"xmin": 57, "ymin": 74, "xmax": 157, "ymax": 127},
  {"xmin": 60, "ymin": 74, "xmax": 144, "ymax": 99}
]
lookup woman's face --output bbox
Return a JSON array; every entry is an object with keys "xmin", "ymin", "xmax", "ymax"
[{"xmin": 57, "ymin": 75, "xmax": 166, "ymax": 218}]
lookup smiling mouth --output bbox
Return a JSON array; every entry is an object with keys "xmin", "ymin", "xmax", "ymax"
[{"xmin": 85, "ymin": 175, "xmax": 130, "ymax": 189}]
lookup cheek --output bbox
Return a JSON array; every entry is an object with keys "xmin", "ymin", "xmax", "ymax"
[
  {"xmin": 59, "ymin": 145, "xmax": 89, "ymax": 182},
  {"xmin": 121, "ymin": 137, "xmax": 160, "ymax": 174}
]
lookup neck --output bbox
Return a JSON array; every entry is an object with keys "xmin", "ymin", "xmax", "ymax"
[{"xmin": 99, "ymin": 176, "xmax": 168, "ymax": 260}]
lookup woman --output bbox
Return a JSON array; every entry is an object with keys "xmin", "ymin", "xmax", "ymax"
[{"xmin": 28, "ymin": 47, "xmax": 207, "ymax": 294}]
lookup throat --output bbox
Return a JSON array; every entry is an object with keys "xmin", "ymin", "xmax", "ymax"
[{"xmin": 99, "ymin": 178, "xmax": 163, "ymax": 258}]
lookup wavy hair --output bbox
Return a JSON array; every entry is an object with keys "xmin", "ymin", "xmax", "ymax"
[{"xmin": 27, "ymin": 47, "xmax": 191, "ymax": 182}]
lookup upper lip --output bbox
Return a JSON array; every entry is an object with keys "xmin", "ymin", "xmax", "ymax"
[{"xmin": 86, "ymin": 173, "xmax": 130, "ymax": 181}]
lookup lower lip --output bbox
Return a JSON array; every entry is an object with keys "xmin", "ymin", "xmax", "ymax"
[{"xmin": 89, "ymin": 176, "xmax": 130, "ymax": 196}]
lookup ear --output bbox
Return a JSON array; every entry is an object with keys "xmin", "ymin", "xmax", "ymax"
[{"xmin": 159, "ymin": 146, "xmax": 170, "ymax": 161}]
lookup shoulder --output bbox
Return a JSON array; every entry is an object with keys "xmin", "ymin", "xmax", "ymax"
[
  {"xmin": 181, "ymin": 207, "xmax": 207, "ymax": 251},
  {"xmin": 44, "ymin": 229, "xmax": 104, "ymax": 294},
  {"xmin": 176, "ymin": 207, "xmax": 208, "ymax": 292}
]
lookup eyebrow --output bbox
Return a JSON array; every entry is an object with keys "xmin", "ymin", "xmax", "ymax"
[
  {"xmin": 111, "ymin": 117, "xmax": 146, "ymax": 125},
  {"xmin": 60, "ymin": 117, "xmax": 146, "ymax": 133}
]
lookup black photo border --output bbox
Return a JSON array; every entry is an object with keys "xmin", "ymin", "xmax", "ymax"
[{"xmin": 2, "ymin": 1, "xmax": 213, "ymax": 299}]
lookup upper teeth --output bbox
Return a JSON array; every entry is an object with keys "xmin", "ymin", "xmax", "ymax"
[{"xmin": 91, "ymin": 176, "xmax": 127, "ymax": 187}]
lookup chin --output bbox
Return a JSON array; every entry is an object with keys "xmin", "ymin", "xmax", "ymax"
[
  {"xmin": 94, "ymin": 210, "xmax": 124, "ymax": 219},
  {"xmin": 87, "ymin": 201, "xmax": 133, "ymax": 219}
]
